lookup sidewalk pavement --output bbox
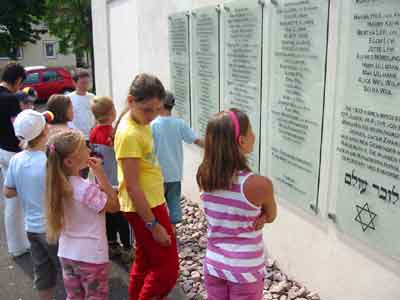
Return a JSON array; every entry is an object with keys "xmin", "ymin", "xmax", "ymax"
[{"xmin": 0, "ymin": 199, "xmax": 187, "ymax": 300}]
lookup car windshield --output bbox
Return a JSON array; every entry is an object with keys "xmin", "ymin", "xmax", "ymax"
[{"xmin": 23, "ymin": 72, "xmax": 40, "ymax": 84}]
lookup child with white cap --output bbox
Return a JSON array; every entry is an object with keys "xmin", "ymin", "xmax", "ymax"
[{"xmin": 3, "ymin": 109, "xmax": 58, "ymax": 300}]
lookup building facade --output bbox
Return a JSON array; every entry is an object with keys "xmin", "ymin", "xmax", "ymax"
[
  {"xmin": 0, "ymin": 29, "xmax": 76, "ymax": 69},
  {"xmin": 91, "ymin": 1, "xmax": 400, "ymax": 300}
]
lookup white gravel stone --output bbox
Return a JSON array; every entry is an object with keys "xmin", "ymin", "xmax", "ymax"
[{"xmin": 177, "ymin": 197, "xmax": 321, "ymax": 300}]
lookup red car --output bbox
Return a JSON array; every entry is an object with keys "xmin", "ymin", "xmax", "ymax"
[{"xmin": 21, "ymin": 66, "xmax": 75, "ymax": 101}]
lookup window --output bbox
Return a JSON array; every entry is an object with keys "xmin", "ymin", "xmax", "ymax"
[
  {"xmin": 0, "ymin": 47, "xmax": 24, "ymax": 60},
  {"xmin": 15, "ymin": 47, "xmax": 23, "ymax": 59},
  {"xmin": 43, "ymin": 41, "xmax": 56, "ymax": 58},
  {"xmin": 43, "ymin": 70, "xmax": 59, "ymax": 82},
  {"xmin": 0, "ymin": 49, "xmax": 9, "ymax": 59},
  {"xmin": 23, "ymin": 72, "xmax": 40, "ymax": 84}
]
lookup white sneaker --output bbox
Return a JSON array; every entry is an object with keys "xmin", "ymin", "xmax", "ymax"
[{"xmin": 10, "ymin": 248, "xmax": 30, "ymax": 258}]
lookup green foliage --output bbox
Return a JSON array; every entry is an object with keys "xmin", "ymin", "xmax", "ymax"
[
  {"xmin": 0, "ymin": 0, "xmax": 46, "ymax": 59},
  {"xmin": 43, "ymin": 0, "xmax": 92, "ymax": 57}
]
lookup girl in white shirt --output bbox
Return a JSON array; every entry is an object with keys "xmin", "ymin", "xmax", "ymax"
[{"xmin": 46, "ymin": 130, "xmax": 119, "ymax": 300}]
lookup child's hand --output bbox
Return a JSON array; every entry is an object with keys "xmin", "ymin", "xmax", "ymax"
[
  {"xmin": 152, "ymin": 223, "xmax": 172, "ymax": 247},
  {"xmin": 87, "ymin": 157, "xmax": 104, "ymax": 176},
  {"xmin": 253, "ymin": 212, "xmax": 267, "ymax": 231}
]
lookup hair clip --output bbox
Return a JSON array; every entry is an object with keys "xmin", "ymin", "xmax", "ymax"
[
  {"xmin": 228, "ymin": 110, "xmax": 240, "ymax": 143},
  {"xmin": 43, "ymin": 110, "xmax": 54, "ymax": 123},
  {"xmin": 48, "ymin": 143, "xmax": 56, "ymax": 153}
]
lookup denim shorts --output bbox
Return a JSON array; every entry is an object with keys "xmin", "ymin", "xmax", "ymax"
[
  {"xmin": 27, "ymin": 232, "xmax": 59, "ymax": 290},
  {"xmin": 164, "ymin": 182, "xmax": 182, "ymax": 224}
]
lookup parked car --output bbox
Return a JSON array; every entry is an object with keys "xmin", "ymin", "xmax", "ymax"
[{"xmin": 20, "ymin": 66, "xmax": 75, "ymax": 101}]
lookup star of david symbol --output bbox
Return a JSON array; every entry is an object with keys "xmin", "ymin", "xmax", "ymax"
[{"xmin": 354, "ymin": 203, "xmax": 377, "ymax": 232}]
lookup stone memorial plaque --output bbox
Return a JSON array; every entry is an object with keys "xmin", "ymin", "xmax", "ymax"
[
  {"xmin": 333, "ymin": 0, "xmax": 400, "ymax": 258},
  {"xmin": 169, "ymin": 12, "xmax": 191, "ymax": 125},
  {"xmin": 191, "ymin": 6, "xmax": 220, "ymax": 137},
  {"xmin": 268, "ymin": 0, "xmax": 329, "ymax": 212},
  {"xmin": 222, "ymin": 0, "xmax": 263, "ymax": 170}
]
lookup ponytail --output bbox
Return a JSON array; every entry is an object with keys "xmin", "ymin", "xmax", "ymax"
[{"xmin": 45, "ymin": 130, "xmax": 83, "ymax": 243}]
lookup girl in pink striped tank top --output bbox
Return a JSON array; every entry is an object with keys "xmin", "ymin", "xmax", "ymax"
[{"xmin": 197, "ymin": 108, "xmax": 277, "ymax": 300}]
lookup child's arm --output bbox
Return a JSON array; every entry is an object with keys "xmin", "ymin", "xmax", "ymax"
[
  {"xmin": 120, "ymin": 158, "xmax": 172, "ymax": 246},
  {"xmin": 3, "ymin": 158, "xmax": 18, "ymax": 198},
  {"xmin": 181, "ymin": 121, "xmax": 204, "ymax": 147},
  {"xmin": 3, "ymin": 187, "xmax": 17, "ymax": 198},
  {"xmin": 88, "ymin": 157, "xmax": 120, "ymax": 213},
  {"xmin": 243, "ymin": 175, "xmax": 277, "ymax": 230}
]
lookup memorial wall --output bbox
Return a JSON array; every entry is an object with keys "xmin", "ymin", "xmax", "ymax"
[
  {"xmin": 331, "ymin": 0, "xmax": 400, "ymax": 258},
  {"xmin": 168, "ymin": 0, "xmax": 400, "ymax": 260}
]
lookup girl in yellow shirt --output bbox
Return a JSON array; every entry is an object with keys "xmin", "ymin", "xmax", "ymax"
[{"xmin": 114, "ymin": 73, "xmax": 179, "ymax": 300}]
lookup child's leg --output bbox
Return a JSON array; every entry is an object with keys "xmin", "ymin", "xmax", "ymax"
[
  {"xmin": 4, "ymin": 195, "xmax": 30, "ymax": 256},
  {"xmin": 116, "ymin": 212, "xmax": 133, "ymax": 265},
  {"xmin": 106, "ymin": 213, "xmax": 122, "ymax": 258},
  {"xmin": 164, "ymin": 182, "xmax": 183, "ymax": 233},
  {"xmin": 106, "ymin": 212, "xmax": 118, "ymax": 243},
  {"xmin": 124, "ymin": 204, "xmax": 179, "ymax": 300},
  {"xmin": 0, "ymin": 151, "xmax": 29, "ymax": 256},
  {"xmin": 80, "ymin": 262, "xmax": 109, "ymax": 300},
  {"xmin": 204, "ymin": 274, "xmax": 229, "ymax": 300},
  {"xmin": 124, "ymin": 221, "xmax": 148, "ymax": 299},
  {"xmin": 26, "ymin": 232, "xmax": 58, "ymax": 300},
  {"xmin": 116, "ymin": 212, "xmax": 132, "ymax": 249},
  {"xmin": 228, "ymin": 279, "xmax": 264, "ymax": 300},
  {"xmin": 60, "ymin": 258, "xmax": 85, "ymax": 300}
]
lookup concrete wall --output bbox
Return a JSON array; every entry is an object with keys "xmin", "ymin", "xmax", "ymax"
[
  {"xmin": 92, "ymin": 1, "xmax": 400, "ymax": 299},
  {"xmin": 0, "ymin": 32, "xmax": 76, "ymax": 69}
]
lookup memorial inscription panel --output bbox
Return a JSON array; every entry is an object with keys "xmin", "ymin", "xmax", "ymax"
[
  {"xmin": 222, "ymin": 0, "xmax": 263, "ymax": 170},
  {"xmin": 169, "ymin": 13, "xmax": 191, "ymax": 125},
  {"xmin": 191, "ymin": 6, "xmax": 220, "ymax": 137},
  {"xmin": 333, "ymin": 0, "xmax": 400, "ymax": 258},
  {"xmin": 269, "ymin": 0, "xmax": 329, "ymax": 211}
]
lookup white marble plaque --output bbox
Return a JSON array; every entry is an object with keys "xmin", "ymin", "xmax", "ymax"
[
  {"xmin": 269, "ymin": 0, "xmax": 329, "ymax": 212},
  {"xmin": 222, "ymin": 0, "xmax": 263, "ymax": 170},
  {"xmin": 169, "ymin": 12, "xmax": 191, "ymax": 125},
  {"xmin": 332, "ymin": 0, "xmax": 400, "ymax": 258},
  {"xmin": 191, "ymin": 6, "xmax": 220, "ymax": 137}
]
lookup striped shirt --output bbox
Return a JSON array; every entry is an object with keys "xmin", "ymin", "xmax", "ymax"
[{"xmin": 201, "ymin": 171, "xmax": 265, "ymax": 283}]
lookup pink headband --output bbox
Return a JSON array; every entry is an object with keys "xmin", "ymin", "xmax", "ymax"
[{"xmin": 228, "ymin": 110, "xmax": 240, "ymax": 143}]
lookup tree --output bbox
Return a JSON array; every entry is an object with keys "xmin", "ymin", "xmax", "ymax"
[
  {"xmin": 42, "ymin": 0, "xmax": 95, "ymax": 90},
  {"xmin": 0, "ymin": 0, "xmax": 46, "ymax": 59}
]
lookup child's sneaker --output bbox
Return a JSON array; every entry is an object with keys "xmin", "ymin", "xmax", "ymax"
[
  {"xmin": 108, "ymin": 242, "xmax": 122, "ymax": 259},
  {"xmin": 10, "ymin": 248, "xmax": 30, "ymax": 258}
]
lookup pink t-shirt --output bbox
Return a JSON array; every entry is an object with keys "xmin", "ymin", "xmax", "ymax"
[{"xmin": 58, "ymin": 176, "xmax": 108, "ymax": 264}]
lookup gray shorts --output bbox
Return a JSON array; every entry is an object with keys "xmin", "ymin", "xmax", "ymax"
[{"xmin": 27, "ymin": 232, "xmax": 59, "ymax": 290}]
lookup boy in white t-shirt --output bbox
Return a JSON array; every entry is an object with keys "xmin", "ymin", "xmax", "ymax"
[{"xmin": 68, "ymin": 69, "xmax": 95, "ymax": 139}]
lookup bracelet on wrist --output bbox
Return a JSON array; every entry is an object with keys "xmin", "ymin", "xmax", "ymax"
[{"xmin": 145, "ymin": 218, "xmax": 158, "ymax": 231}]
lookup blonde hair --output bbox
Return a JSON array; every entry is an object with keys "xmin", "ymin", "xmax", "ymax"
[
  {"xmin": 45, "ymin": 130, "xmax": 85, "ymax": 242},
  {"xmin": 91, "ymin": 96, "xmax": 115, "ymax": 123},
  {"xmin": 27, "ymin": 128, "xmax": 47, "ymax": 149}
]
